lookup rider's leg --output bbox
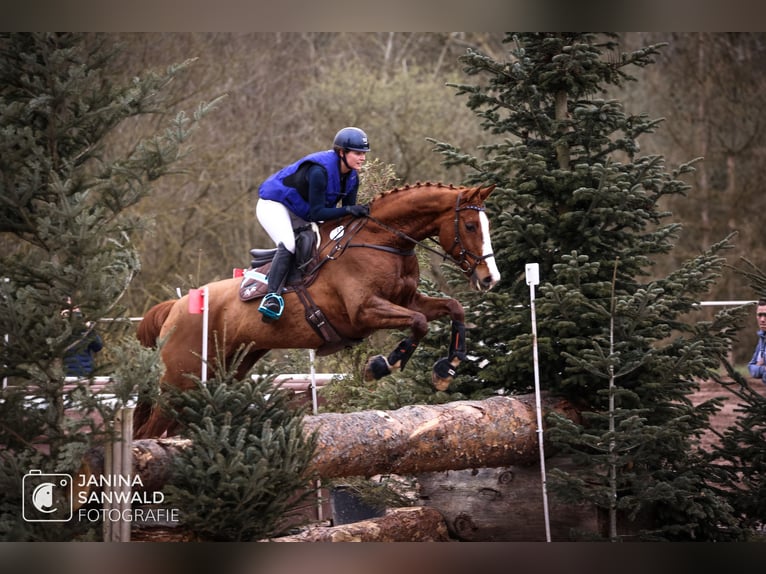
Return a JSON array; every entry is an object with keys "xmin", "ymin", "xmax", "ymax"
[
  {"xmin": 255, "ymin": 199, "xmax": 297, "ymax": 252},
  {"xmin": 255, "ymin": 199, "xmax": 297, "ymax": 320},
  {"xmin": 259, "ymin": 242, "xmax": 294, "ymax": 319}
]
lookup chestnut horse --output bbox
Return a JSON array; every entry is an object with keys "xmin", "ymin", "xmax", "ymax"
[{"xmin": 133, "ymin": 182, "xmax": 501, "ymax": 438}]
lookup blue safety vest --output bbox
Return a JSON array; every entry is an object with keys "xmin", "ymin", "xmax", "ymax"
[{"xmin": 258, "ymin": 150, "xmax": 358, "ymax": 220}]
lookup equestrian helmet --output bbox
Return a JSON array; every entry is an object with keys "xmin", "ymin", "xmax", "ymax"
[{"xmin": 333, "ymin": 127, "xmax": 370, "ymax": 152}]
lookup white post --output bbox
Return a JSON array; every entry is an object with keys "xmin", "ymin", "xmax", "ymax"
[
  {"xmin": 2, "ymin": 332, "xmax": 7, "ymax": 389},
  {"xmin": 308, "ymin": 349, "xmax": 324, "ymax": 522},
  {"xmin": 2, "ymin": 278, "xmax": 8, "ymax": 389},
  {"xmin": 526, "ymin": 263, "xmax": 551, "ymax": 542},
  {"xmin": 309, "ymin": 349, "xmax": 319, "ymax": 416},
  {"xmin": 201, "ymin": 286, "xmax": 209, "ymax": 384}
]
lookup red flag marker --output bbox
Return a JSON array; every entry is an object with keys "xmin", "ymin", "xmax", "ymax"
[{"xmin": 188, "ymin": 288, "xmax": 204, "ymax": 314}]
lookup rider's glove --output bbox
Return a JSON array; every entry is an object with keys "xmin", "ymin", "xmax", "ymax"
[{"xmin": 346, "ymin": 204, "xmax": 370, "ymax": 217}]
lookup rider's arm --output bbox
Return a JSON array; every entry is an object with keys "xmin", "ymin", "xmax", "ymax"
[
  {"xmin": 340, "ymin": 178, "xmax": 359, "ymax": 207},
  {"xmin": 305, "ymin": 165, "xmax": 350, "ymax": 222}
]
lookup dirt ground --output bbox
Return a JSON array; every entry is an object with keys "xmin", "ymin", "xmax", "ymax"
[{"xmin": 691, "ymin": 377, "xmax": 766, "ymax": 451}]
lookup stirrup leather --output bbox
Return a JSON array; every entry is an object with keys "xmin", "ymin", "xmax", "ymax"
[{"xmin": 258, "ymin": 293, "xmax": 285, "ymax": 319}]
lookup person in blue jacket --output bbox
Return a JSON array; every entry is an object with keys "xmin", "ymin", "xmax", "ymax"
[
  {"xmin": 62, "ymin": 307, "xmax": 103, "ymax": 377},
  {"xmin": 747, "ymin": 298, "xmax": 766, "ymax": 384},
  {"xmin": 255, "ymin": 126, "xmax": 371, "ymax": 320}
]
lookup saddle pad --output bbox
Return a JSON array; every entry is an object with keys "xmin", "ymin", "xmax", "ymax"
[{"xmin": 239, "ymin": 267, "xmax": 269, "ymax": 302}]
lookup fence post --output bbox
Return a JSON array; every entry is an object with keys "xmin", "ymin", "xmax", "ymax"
[{"xmin": 102, "ymin": 405, "xmax": 134, "ymax": 542}]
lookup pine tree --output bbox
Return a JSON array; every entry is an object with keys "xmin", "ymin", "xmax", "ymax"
[
  {"xmin": 425, "ymin": 33, "xmax": 746, "ymax": 540},
  {"xmin": 0, "ymin": 33, "xmax": 217, "ymax": 541},
  {"xmin": 162, "ymin": 346, "xmax": 318, "ymax": 541}
]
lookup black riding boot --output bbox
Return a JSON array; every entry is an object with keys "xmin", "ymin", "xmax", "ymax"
[{"xmin": 258, "ymin": 243, "xmax": 294, "ymax": 321}]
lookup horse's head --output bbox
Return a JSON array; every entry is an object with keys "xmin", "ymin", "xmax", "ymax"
[{"xmin": 440, "ymin": 185, "xmax": 501, "ymax": 292}]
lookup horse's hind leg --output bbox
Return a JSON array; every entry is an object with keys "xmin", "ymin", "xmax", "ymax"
[
  {"xmin": 134, "ymin": 405, "xmax": 175, "ymax": 439},
  {"xmin": 235, "ymin": 349, "xmax": 269, "ymax": 380},
  {"xmin": 131, "ymin": 398, "xmax": 153, "ymax": 436}
]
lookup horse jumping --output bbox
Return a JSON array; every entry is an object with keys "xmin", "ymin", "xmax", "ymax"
[{"xmin": 133, "ymin": 182, "xmax": 501, "ymax": 438}]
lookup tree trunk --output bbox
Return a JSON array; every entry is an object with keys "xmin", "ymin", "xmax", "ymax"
[
  {"xmin": 79, "ymin": 393, "xmax": 579, "ymax": 494},
  {"xmin": 266, "ymin": 507, "xmax": 451, "ymax": 542}
]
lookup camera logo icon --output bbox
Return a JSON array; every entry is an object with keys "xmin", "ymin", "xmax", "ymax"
[{"xmin": 22, "ymin": 470, "xmax": 73, "ymax": 522}]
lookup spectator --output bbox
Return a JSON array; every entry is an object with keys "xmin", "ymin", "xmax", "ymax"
[
  {"xmin": 62, "ymin": 306, "xmax": 103, "ymax": 377},
  {"xmin": 747, "ymin": 298, "xmax": 766, "ymax": 384}
]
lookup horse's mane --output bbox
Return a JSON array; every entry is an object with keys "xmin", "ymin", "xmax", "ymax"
[{"xmin": 369, "ymin": 181, "xmax": 462, "ymax": 204}]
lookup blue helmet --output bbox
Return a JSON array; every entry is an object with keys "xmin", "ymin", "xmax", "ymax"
[{"xmin": 333, "ymin": 127, "xmax": 370, "ymax": 152}]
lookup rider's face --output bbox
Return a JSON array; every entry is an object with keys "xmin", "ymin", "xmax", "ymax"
[{"xmin": 341, "ymin": 150, "xmax": 366, "ymax": 172}]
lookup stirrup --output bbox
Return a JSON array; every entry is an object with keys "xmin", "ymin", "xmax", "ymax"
[{"xmin": 258, "ymin": 293, "xmax": 285, "ymax": 320}]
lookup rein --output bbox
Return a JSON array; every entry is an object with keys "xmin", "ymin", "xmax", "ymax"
[{"xmin": 305, "ymin": 192, "xmax": 492, "ymax": 276}]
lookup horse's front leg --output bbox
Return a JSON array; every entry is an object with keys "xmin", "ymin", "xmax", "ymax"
[
  {"xmin": 359, "ymin": 299, "xmax": 429, "ymax": 382},
  {"xmin": 431, "ymin": 320, "xmax": 467, "ymax": 391},
  {"xmin": 409, "ymin": 293, "xmax": 467, "ymax": 391},
  {"xmin": 360, "ymin": 293, "xmax": 467, "ymax": 391}
]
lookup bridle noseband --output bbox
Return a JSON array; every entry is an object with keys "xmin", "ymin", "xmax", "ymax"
[{"xmin": 450, "ymin": 195, "xmax": 494, "ymax": 275}]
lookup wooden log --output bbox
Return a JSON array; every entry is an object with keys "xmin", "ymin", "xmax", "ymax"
[
  {"xmin": 306, "ymin": 394, "xmax": 577, "ymax": 477},
  {"xmin": 79, "ymin": 393, "xmax": 579, "ymax": 494},
  {"xmin": 417, "ymin": 459, "xmax": 599, "ymax": 542},
  {"xmin": 266, "ymin": 507, "xmax": 451, "ymax": 542}
]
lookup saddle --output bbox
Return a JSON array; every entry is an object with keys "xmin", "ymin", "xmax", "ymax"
[
  {"xmin": 239, "ymin": 224, "xmax": 351, "ymax": 347},
  {"xmin": 239, "ymin": 225, "xmax": 321, "ymax": 302}
]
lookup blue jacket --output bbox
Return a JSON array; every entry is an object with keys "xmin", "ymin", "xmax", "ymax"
[
  {"xmin": 63, "ymin": 330, "xmax": 103, "ymax": 377},
  {"xmin": 748, "ymin": 329, "xmax": 766, "ymax": 382},
  {"xmin": 258, "ymin": 150, "xmax": 358, "ymax": 221}
]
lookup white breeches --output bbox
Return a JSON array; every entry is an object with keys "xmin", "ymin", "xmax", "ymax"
[{"xmin": 255, "ymin": 199, "xmax": 307, "ymax": 254}]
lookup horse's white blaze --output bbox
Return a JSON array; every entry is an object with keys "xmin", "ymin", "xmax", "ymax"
[{"xmin": 479, "ymin": 211, "xmax": 501, "ymax": 287}]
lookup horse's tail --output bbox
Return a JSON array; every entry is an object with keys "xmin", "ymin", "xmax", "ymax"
[
  {"xmin": 134, "ymin": 299, "xmax": 176, "ymax": 437},
  {"xmin": 136, "ymin": 299, "xmax": 176, "ymax": 348}
]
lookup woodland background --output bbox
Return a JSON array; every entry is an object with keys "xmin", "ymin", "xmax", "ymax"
[{"xmin": 104, "ymin": 32, "xmax": 766, "ymax": 367}]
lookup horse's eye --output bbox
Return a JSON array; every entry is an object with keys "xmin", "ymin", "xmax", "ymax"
[{"xmin": 465, "ymin": 222, "xmax": 477, "ymax": 233}]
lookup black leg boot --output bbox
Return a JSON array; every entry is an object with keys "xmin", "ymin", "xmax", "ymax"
[{"xmin": 258, "ymin": 243, "xmax": 294, "ymax": 321}]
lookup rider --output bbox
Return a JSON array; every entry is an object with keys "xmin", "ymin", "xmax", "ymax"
[{"xmin": 255, "ymin": 126, "xmax": 371, "ymax": 320}]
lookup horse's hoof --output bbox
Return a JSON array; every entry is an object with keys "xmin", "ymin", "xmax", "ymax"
[
  {"xmin": 363, "ymin": 355, "xmax": 391, "ymax": 381},
  {"xmin": 431, "ymin": 357, "xmax": 455, "ymax": 391}
]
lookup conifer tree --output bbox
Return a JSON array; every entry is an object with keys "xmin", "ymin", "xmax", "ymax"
[
  {"xmin": 425, "ymin": 33, "xmax": 745, "ymax": 540},
  {"xmin": 163, "ymin": 346, "xmax": 317, "ymax": 541},
  {"xmin": 0, "ymin": 33, "xmax": 217, "ymax": 541},
  {"xmin": 707, "ymin": 260, "xmax": 766, "ymax": 534}
]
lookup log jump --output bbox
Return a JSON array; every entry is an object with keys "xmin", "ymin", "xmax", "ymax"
[{"xmin": 79, "ymin": 393, "xmax": 579, "ymax": 494}]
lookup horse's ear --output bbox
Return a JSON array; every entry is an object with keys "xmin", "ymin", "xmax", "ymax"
[{"xmin": 479, "ymin": 184, "xmax": 496, "ymax": 201}]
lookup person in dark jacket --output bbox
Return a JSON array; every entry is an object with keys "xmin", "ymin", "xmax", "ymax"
[
  {"xmin": 62, "ymin": 307, "xmax": 103, "ymax": 377},
  {"xmin": 255, "ymin": 126, "xmax": 371, "ymax": 320},
  {"xmin": 747, "ymin": 298, "xmax": 766, "ymax": 384}
]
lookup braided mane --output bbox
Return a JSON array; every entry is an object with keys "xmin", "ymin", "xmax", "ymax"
[{"xmin": 369, "ymin": 181, "xmax": 461, "ymax": 204}]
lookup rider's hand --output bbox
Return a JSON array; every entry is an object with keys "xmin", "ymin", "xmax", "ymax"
[{"xmin": 346, "ymin": 204, "xmax": 370, "ymax": 217}]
